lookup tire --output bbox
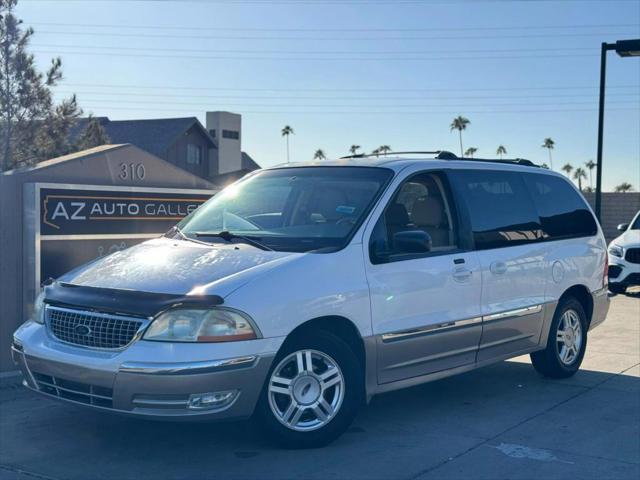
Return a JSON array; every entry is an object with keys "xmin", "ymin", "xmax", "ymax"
[
  {"xmin": 254, "ymin": 330, "xmax": 363, "ymax": 449},
  {"xmin": 609, "ymin": 283, "xmax": 627, "ymax": 295},
  {"xmin": 530, "ymin": 297, "xmax": 588, "ymax": 379}
]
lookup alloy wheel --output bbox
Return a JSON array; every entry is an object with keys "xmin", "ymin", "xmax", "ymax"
[
  {"xmin": 267, "ymin": 349, "xmax": 345, "ymax": 432},
  {"xmin": 556, "ymin": 309, "xmax": 583, "ymax": 365}
]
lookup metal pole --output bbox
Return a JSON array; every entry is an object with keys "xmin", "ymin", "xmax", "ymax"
[{"xmin": 595, "ymin": 43, "xmax": 610, "ymax": 221}]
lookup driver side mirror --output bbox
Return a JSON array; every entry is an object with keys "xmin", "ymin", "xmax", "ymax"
[
  {"xmin": 617, "ymin": 223, "xmax": 629, "ymax": 232},
  {"xmin": 393, "ymin": 230, "xmax": 432, "ymax": 254}
]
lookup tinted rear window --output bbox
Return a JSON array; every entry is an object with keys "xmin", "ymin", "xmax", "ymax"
[
  {"xmin": 451, "ymin": 170, "xmax": 543, "ymax": 250},
  {"xmin": 523, "ymin": 173, "xmax": 597, "ymax": 239}
]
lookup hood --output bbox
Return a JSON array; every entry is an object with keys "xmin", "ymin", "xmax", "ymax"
[
  {"xmin": 612, "ymin": 229, "xmax": 640, "ymax": 247},
  {"xmin": 60, "ymin": 237, "xmax": 300, "ymax": 296}
]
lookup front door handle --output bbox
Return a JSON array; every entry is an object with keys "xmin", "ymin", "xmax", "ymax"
[
  {"xmin": 490, "ymin": 261, "xmax": 508, "ymax": 275},
  {"xmin": 452, "ymin": 268, "xmax": 472, "ymax": 281}
]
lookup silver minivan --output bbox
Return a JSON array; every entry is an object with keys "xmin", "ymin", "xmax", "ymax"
[{"xmin": 13, "ymin": 153, "xmax": 610, "ymax": 447}]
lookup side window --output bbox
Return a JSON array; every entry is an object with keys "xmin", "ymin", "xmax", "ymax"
[
  {"xmin": 450, "ymin": 170, "xmax": 543, "ymax": 250},
  {"xmin": 523, "ymin": 173, "xmax": 597, "ymax": 239},
  {"xmin": 370, "ymin": 172, "xmax": 459, "ymax": 263}
]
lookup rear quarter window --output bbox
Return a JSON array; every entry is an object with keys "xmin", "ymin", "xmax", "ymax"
[
  {"xmin": 523, "ymin": 173, "xmax": 598, "ymax": 239},
  {"xmin": 450, "ymin": 170, "xmax": 543, "ymax": 250}
]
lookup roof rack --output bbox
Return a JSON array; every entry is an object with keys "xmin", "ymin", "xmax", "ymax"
[
  {"xmin": 340, "ymin": 150, "xmax": 457, "ymax": 160},
  {"xmin": 339, "ymin": 150, "xmax": 539, "ymax": 167},
  {"xmin": 461, "ymin": 157, "xmax": 539, "ymax": 168}
]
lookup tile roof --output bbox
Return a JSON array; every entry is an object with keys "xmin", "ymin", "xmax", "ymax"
[{"xmin": 70, "ymin": 117, "xmax": 216, "ymax": 158}]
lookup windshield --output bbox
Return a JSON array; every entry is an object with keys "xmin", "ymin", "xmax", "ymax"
[
  {"xmin": 631, "ymin": 212, "xmax": 640, "ymax": 230},
  {"xmin": 178, "ymin": 167, "xmax": 393, "ymax": 252}
]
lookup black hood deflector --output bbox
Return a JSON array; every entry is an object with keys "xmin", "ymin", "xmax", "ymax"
[{"xmin": 44, "ymin": 282, "xmax": 224, "ymax": 318}]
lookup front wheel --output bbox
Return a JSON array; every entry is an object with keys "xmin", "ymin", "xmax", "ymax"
[
  {"xmin": 530, "ymin": 297, "xmax": 588, "ymax": 379},
  {"xmin": 255, "ymin": 330, "xmax": 362, "ymax": 449}
]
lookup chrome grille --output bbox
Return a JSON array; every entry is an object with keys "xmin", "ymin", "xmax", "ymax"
[
  {"xmin": 46, "ymin": 306, "xmax": 144, "ymax": 349},
  {"xmin": 625, "ymin": 248, "xmax": 640, "ymax": 264}
]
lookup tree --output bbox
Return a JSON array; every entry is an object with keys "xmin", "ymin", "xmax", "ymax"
[
  {"xmin": 450, "ymin": 116, "xmax": 470, "ymax": 157},
  {"xmin": 540, "ymin": 163, "xmax": 549, "ymax": 169},
  {"xmin": 75, "ymin": 116, "xmax": 110, "ymax": 151},
  {"xmin": 615, "ymin": 182, "xmax": 633, "ymax": 193},
  {"xmin": 371, "ymin": 147, "xmax": 381, "ymax": 157},
  {"xmin": 561, "ymin": 163, "xmax": 573, "ymax": 177},
  {"xmin": 377, "ymin": 145, "xmax": 391, "ymax": 156},
  {"xmin": 496, "ymin": 145, "xmax": 507, "ymax": 159},
  {"xmin": 349, "ymin": 144, "xmax": 360, "ymax": 156},
  {"xmin": 281, "ymin": 125, "xmax": 294, "ymax": 163},
  {"xmin": 0, "ymin": 0, "xmax": 81, "ymax": 171},
  {"xmin": 464, "ymin": 147, "xmax": 477, "ymax": 158},
  {"xmin": 313, "ymin": 149, "xmax": 326, "ymax": 160},
  {"xmin": 541, "ymin": 137, "xmax": 555, "ymax": 170},
  {"xmin": 573, "ymin": 167, "xmax": 587, "ymax": 191},
  {"xmin": 585, "ymin": 160, "xmax": 596, "ymax": 190}
]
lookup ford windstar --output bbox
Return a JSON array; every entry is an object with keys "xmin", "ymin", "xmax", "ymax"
[{"xmin": 12, "ymin": 151, "xmax": 610, "ymax": 448}]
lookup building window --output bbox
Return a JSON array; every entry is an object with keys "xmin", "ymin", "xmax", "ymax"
[
  {"xmin": 222, "ymin": 130, "xmax": 240, "ymax": 140},
  {"xmin": 209, "ymin": 129, "xmax": 216, "ymax": 138},
  {"xmin": 187, "ymin": 144, "xmax": 202, "ymax": 165}
]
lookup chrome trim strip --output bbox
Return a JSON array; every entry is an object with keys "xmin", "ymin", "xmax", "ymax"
[
  {"xmin": 482, "ymin": 304, "xmax": 542, "ymax": 323},
  {"xmin": 381, "ymin": 316, "xmax": 482, "ymax": 343},
  {"xmin": 381, "ymin": 304, "xmax": 545, "ymax": 343},
  {"xmin": 119, "ymin": 355, "xmax": 258, "ymax": 375},
  {"xmin": 132, "ymin": 398, "xmax": 189, "ymax": 407}
]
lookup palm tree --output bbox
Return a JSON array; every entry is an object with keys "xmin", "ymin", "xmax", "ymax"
[
  {"xmin": 281, "ymin": 125, "xmax": 294, "ymax": 163},
  {"xmin": 541, "ymin": 137, "xmax": 555, "ymax": 170},
  {"xmin": 496, "ymin": 145, "xmax": 507, "ymax": 159},
  {"xmin": 465, "ymin": 147, "xmax": 478, "ymax": 158},
  {"xmin": 450, "ymin": 116, "xmax": 470, "ymax": 157},
  {"xmin": 349, "ymin": 145, "xmax": 361, "ymax": 156},
  {"xmin": 313, "ymin": 149, "xmax": 326, "ymax": 160},
  {"xmin": 561, "ymin": 163, "xmax": 573, "ymax": 177},
  {"xmin": 573, "ymin": 167, "xmax": 587, "ymax": 191},
  {"xmin": 615, "ymin": 182, "xmax": 633, "ymax": 193},
  {"xmin": 540, "ymin": 163, "xmax": 549, "ymax": 169},
  {"xmin": 378, "ymin": 145, "xmax": 392, "ymax": 156},
  {"xmin": 371, "ymin": 147, "xmax": 381, "ymax": 157},
  {"xmin": 585, "ymin": 160, "xmax": 596, "ymax": 190}
]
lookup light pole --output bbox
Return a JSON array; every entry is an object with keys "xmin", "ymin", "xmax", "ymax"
[{"xmin": 595, "ymin": 39, "xmax": 640, "ymax": 221}]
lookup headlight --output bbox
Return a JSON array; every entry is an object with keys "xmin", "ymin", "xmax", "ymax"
[
  {"xmin": 143, "ymin": 308, "xmax": 258, "ymax": 343},
  {"xmin": 608, "ymin": 244, "xmax": 623, "ymax": 258},
  {"xmin": 30, "ymin": 292, "xmax": 46, "ymax": 324}
]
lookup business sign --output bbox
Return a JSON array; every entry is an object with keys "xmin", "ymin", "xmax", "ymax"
[
  {"xmin": 25, "ymin": 183, "xmax": 214, "ymax": 294},
  {"xmin": 40, "ymin": 188, "xmax": 208, "ymax": 236}
]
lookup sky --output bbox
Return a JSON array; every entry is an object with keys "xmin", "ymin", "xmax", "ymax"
[{"xmin": 15, "ymin": 0, "xmax": 640, "ymax": 191}]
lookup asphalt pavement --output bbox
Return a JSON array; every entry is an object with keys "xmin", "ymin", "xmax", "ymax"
[{"xmin": 1, "ymin": 290, "xmax": 638, "ymax": 480}]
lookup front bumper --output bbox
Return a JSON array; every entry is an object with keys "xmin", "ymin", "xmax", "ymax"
[
  {"xmin": 12, "ymin": 321, "xmax": 284, "ymax": 421},
  {"xmin": 608, "ymin": 253, "xmax": 640, "ymax": 287}
]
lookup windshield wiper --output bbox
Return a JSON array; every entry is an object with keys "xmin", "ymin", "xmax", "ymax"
[{"xmin": 193, "ymin": 231, "xmax": 273, "ymax": 251}]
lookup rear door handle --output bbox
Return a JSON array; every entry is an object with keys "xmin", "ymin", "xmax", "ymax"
[{"xmin": 490, "ymin": 261, "xmax": 508, "ymax": 275}]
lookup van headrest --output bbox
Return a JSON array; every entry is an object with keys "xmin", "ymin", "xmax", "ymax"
[{"xmin": 412, "ymin": 196, "xmax": 444, "ymax": 227}]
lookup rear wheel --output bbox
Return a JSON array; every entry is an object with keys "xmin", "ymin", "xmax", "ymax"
[
  {"xmin": 255, "ymin": 330, "xmax": 362, "ymax": 448},
  {"xmin": 530, "ymin": 297, "xmax": 587, "ymax": 379}
]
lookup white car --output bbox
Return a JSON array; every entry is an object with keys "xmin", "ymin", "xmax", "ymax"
[
  {"xmin": 12, "ymin": 152, "xmax": 610, "ymax": 448},
  {"xmin": 608, "ymin": 210, "xmax": 640, "ymax": 294}
]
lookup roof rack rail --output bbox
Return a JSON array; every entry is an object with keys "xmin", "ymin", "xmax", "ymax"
[
  {"xmin": 340, "ymin": 150, "xmax": 457, "ymax": 160},
  {"xmin": 458, "ymin": 157, "xmax": 539, "ymax": 168},
  {"xmin": 338, "ymin": 150, "xmax": 538, "ymax": 167}
]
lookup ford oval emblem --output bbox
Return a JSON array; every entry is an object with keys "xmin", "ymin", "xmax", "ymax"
[{"xmin": 74, "ymin": 325, "xmax": 92, "ymax": 336}]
